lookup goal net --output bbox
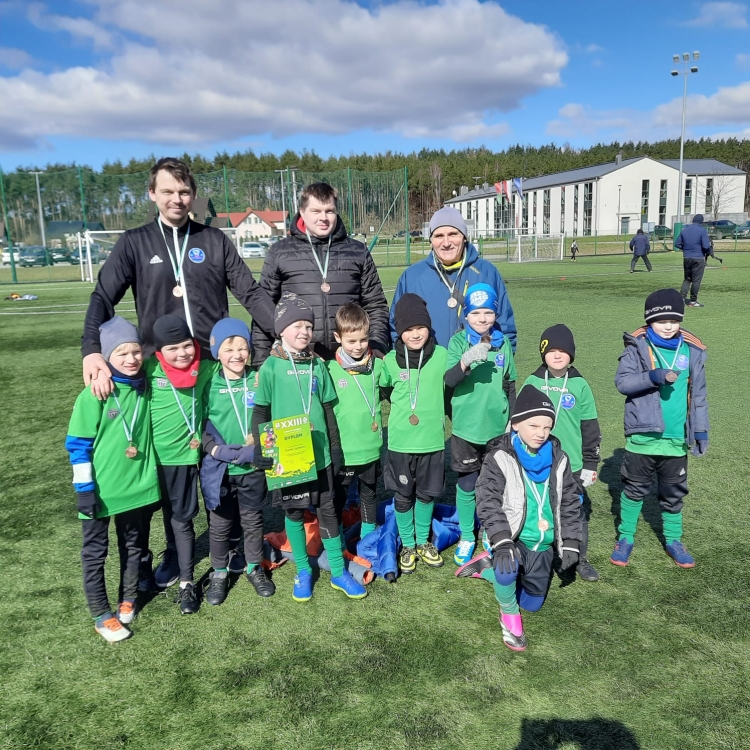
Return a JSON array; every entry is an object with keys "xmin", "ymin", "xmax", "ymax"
[{"xmin": 509, "ymin": 234, "xmax": 564, "ymax": 262}]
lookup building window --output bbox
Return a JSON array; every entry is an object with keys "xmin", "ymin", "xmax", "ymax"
[
  {"xmin": 485, "ymin": 199, "xmax": 489, "ymax": 233},
  {"xmin": 522, "ymin": 195, "xmax": 528, "ymax": 232},
  {"xmin": 573, "ymin": 185, "xmax": 579, "ymax": 236},
  {"xmin": 705, "ymin": 178, "xmax": 713, "ymax": 213},
  {"xmin": 641, "ymin": 179, "xmax": 649, "ymax": 220},
  {"xmin": 543, "ymin": 189, "xmax": 550, "ymax": 235},
  {"xmin": 494, "ymin": 196, "xmax": 501, "ymax": 231},
  {"xmin": 466, "ymin": 202, "xmax": 471, "ymax": 221},
  {"xmin": 684, "ymin": 178, "xmax": 693, "ymax": 215},
  {"xmin": 533, "ymin": 192, "xmax": 537, "ymax": 234},
  {"xmin": 659, "ymin": 180, "xmax": 668, "ymax": 225},
  {"xmin": 560, "ymin": 187, "xmax": 566, "ymax": 234},
  {"xmin": 512, "ymin": 193, "xmax": 517, "ymax": 232},
  {"xmin": 583, "ymin": 182, "xmax": 593, "ymax": 236}
]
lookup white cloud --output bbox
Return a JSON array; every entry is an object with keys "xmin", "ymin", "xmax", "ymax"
[
  {"xmin": 27, "ymin": 3, "xmax": 115, "ymax": 50},
  {"xmin": 586, "ymin": 43, "xmax": 604, "ymax": 53},
  {"xmin": 736, "ymin": 53, "xmax": 750, "ymax": 68},
  {"xmin": 652, "ymin": 81, "xmax": 750, "ymax": 127},
  {"xmin": 683, "ymin": 2, "xmax": 748, "ymax": 27},
  {"xmin": 709, "ymin": 127, "xmax": 750, "ymax": 139},
  {"xmin": 0, "ymin": 47, "xmax": 33, "ymax": 69},
  {"xmin": 0, "ymin": 0, "xmax": 567, "ymax": 150},
  {"xmin": 546, "ymin": 103, "xmax": 638, "ymax": 138}
]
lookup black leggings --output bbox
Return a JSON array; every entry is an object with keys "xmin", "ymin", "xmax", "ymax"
[{"xmin": 284, "ymin": 505, "xmax": 339, "ymax": 539}]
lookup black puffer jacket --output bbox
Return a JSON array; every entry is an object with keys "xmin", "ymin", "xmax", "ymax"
[{"xmin": 251, "ymin": 214, "xmax": 390, "ymax": 363}]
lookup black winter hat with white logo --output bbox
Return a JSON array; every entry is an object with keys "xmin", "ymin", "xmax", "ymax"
[
  {"xmin": 540, "ymin": 323, "xmax": 575, "ymax": 363},
  {"xmin": 511, "ymin": 385, "xmax": 556, "ymax": 426},
  {"xmin": 644, "ymin": 289, "xmax": 684, "ymax": 324}
]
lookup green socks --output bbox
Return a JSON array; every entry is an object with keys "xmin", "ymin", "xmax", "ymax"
[
  {"xmin": 414, "ymin": 499, "xmax": 434, "ymax": 545},
  {"xmin": 455, "ymin": 486, "xmax": 476, "ymax": 541},
  {"xmin": 214, "ymin": 567, "xmax": 228, "ymax": 574},
  {"xmin": 618, "ymin": 493, "xmax": 643, "ymax": 543},
  {"xmin": 395, "ymin": 509, "xmax": 416, "ymax": 548},
  {"xmin": 480, "ymin": 567, "xmax": 519, "ymax": 615},
  {"xmin": 246, "ymin": 563, "xmax": 257, "ymax": 574},
  {"xmin": 360, "ymin": 522, "xmax": 377, "ymax": 538},
  {"xmin": 662, "ymin": 511, "xmax": 683, "ymax": 544},
  {"xmin": 285, "ymin": 517, "xmax": 312, "ymax": 574},
  {"xmin": 322, "ymin": 537, "xmax": 346, "ymax": 577}
]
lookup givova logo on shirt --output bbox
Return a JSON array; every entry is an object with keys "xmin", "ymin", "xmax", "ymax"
[
  {"xmin": 337, "ymin": 379, "xmax": 348, "ymax": 388},
  {"xmin": 107, "ymin": 409, "xmax": 119, "ymax": 419},
  {"xmin": 157, "ymin": 378, "xmax": 169, "ymax": 388},
  {"xmin": 399, "ymin": 372, "xmax": 409, "ymax": 381}
]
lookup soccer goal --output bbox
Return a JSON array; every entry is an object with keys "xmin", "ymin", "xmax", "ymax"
[{"xmin": 509, "ymin": 234, "xmax": 564, "ymax": 262}]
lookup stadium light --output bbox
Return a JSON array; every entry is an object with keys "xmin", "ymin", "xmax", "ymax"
[{"xmin": 672, "ymin": 51, "xmax": 699, "ymax": 224}]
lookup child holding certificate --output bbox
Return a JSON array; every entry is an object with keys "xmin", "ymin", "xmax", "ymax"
[
  {"xmin": 201, "ymin": 318, "xmax": 274, "ymax": 605},
  {"xmin": 380, "ymin": 293, "xmax": 448, "ymax": 574},
  {"xmin": 250, "ymin": 292, "xmax": 367, "ymax": 602}
]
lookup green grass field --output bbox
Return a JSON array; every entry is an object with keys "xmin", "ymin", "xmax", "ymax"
[{"xmin": 2, "ymin": 253, "xmax": 749, "ymax": 750}]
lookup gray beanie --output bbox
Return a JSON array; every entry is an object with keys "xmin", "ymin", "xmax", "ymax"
[
  {"xmin": 274, "ymin": 292, "xmax": 315, "ymax": 336},
  {"xmin": 429, "ymin": 206, "xmax": 468, "ymax": 238},
  {"xmin": 99, "ymin": 316, "xmax": 140, "ymax": 360}
]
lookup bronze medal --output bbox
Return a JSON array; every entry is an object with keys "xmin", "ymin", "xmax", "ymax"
[
  {"xmin": 538, "ymin": 519, "xmax": 549, "ymax": 531},
  {"xmin": 189, "ymin": 438, "xmax": 200, "ymax": 450},
  {"xmin": 245, "ymin": 433, "xmax": 254, "ymax": 446},
  {"xmin": 125, "ymin": 445, "xmax": 138, "ymax": 459},
  {"xmin": 480, "ymin": 334, "xmax": 492, "ymax": 344},
  {"xmin": 321, "ymin": 281, "xmax": 331, "ymax": 293},
  {"xmin": 409, "ymin": 414, "xmax": 419, "ymax": 426},
  {"xmin": 173, "ymin": 284, "xmax": 184, "ymax": 298},
  {"xmin": 447, "ymin": 297, "xmax": 458, "ymax": 308},
  {"xmin": 371, "ymin": 421, "xmax": 378, "ymax": 432}
]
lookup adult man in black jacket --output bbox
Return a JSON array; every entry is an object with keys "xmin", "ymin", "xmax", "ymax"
[
  {"xmin": 251, "ymin": 183, "xmax": 390, "ymax": 363},
  {"xmin": 82, "ymin": 158, "xmax": 275, "ymax": 398}
]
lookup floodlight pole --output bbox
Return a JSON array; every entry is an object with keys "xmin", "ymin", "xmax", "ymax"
[
  {"xmin": 275, "ymin": 169, "xmax": 288, "ymax": 235},
  {"xmin": 672, "ymin": 52, "xmax": 699, "ymax": 224},
  {"xmin": 31, "ymin": 171, "xmax": 47, "ymax": 248}
]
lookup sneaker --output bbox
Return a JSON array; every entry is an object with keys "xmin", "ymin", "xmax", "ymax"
[
  {"xmin": 577, "ymin": 558, "xmax": 600, "ymax": 582},
  {"xmin": 499, "ymin": 612, "xmax": 527, "ymax": 652},
  {"xmin": 665, "ymin": 541, "xmax": 696, "ymax": 568},
  {"xmin": 246, "ymin": 566, "xmax": 276, "ymax": 597},
  {"xmin": 610, "ymin": 539, "xmax": 634, "ymax": 567},
  {"xmin": 416, "ymin": 542, "xmax": 444, "ymax": 568},
  {"xmin": 205, "ymin": 570, "xmax": 228, "ymax": 606},
  {"xmin": 455, "ymin": 550, "xmax": 492, "ymax": 578},
  {"xmin": 176, "ymin": 583, "xmax": 200, "ymax": 614},
  {"xmin": 453, "ymin": 539, "xmax": 477, "ymax": 566},
  {"xmin": 95, "ymin": 616, "xmax": 132, "ymax": 643},
  {"xmin": 292, "ymin": 569, "xmax": 313, "ymax": 602},
  {"xmin": 399, "ymin": 546, "xmax": 417, "ymax": 574},
  {"xmin": 116, "ymin": 600, "xmax": 136, "ymax": 625},
  {"xmin": 688, "ymin": 301, "xmax": 704, "ymax": 307},
  {"xmin": 227, "ymin": 548, "xmax": 247, "ymax": 574},
  {"xmin": 330, "ymin": 570, "xmax": 368, "ymax": 599},
  {"xmin": 481, "ymin": 530, "xmax": 491, "ymax": 553},
  {"xmin": 154, "ymin": 547, "xmax": 179, "ymax": 589},
  {"xmin": 138, "ymin": 550, "xmax": 154, "ymax": 593}
]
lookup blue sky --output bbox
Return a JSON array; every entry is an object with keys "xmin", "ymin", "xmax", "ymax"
[{"xmin": 0, "ymin": 0, "xmax": 748, "ymax": 170}]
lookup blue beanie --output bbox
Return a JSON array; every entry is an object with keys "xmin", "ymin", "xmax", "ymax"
[
  {"xmin": 209, "ymin": 318, "xmax": 251, "ymax": 359},
  {"xmin": 464, "ymin": 283, "xmax": 498, "ymax": 315}
]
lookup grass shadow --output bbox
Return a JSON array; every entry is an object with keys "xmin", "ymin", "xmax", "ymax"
[{"xmin": 514, "ymin": 717, "xmax": 640, "ymax": 749}]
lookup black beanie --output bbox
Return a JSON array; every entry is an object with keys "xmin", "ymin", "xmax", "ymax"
[
  {"xmin": 540, "ymin": 323, "xmax": 575, "ymax": 363},
  {"xmin": 644, "ymin": 289, "xmax": 684, "ymax": 324},
  {"xmin": 511, "ymin": 385, "xmax": 556, "ymax": 426},
  {"xmin": 274, "ymin": 292, "xmax": 315, "ymax": 336},
  {"xmin": 394, "ymin": 293, "xmax": 432, "ymax": 338},
  {"xmin": 153, "ymin": 315, "xmax": 192, "ymax": 349}
]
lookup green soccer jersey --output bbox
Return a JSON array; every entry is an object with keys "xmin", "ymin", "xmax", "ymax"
[
  {"xmin": 523, "ymin": 367, "xmax": 598, "ymax": 473},
  {"xmin": 326, "ymin": 358, "xmax": 384, "ymax": 466},
  {"xmin": 626, "ymin": 340, "xmax": 689, "ymax": 457},
  {"xmin": 380, "ymin": 345, "xmax": 448, "ymax": 454},
  {"xmin": 448, "ymin": 331, "xmax": 517, "ymax": 444},
  {"xmin": 145, "ymin": 357, "xmax": 217, "ymax": 467},
  {"xmin": 68, "ymin": 383, "xmax": 160, "ymax": 518},
  {"xmin": 517, "ymin": 473, "xmax": 554, "ymax": 552},
  {"xmin": 204, "ymin": 366, "xmax": 258, "ymax": 476},
  {"xmin": 254, "ymin": 355, "xmax": 336, "ymax": 469}
]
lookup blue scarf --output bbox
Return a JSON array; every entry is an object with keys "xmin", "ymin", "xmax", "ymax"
[
  {"xmin": 465, "ymin": 322, "xmax": 505, "ymax": 349},
  {"xmin": 512, "ymin": 432, "xmax": 553, "ymax": 482},
  {"xmin": 110, "ymin": 365, "xmax": 146, "ymax": 395},
  {"xmin": 646, "ymin": 327, "xmax": 682, "ymax": 350}
]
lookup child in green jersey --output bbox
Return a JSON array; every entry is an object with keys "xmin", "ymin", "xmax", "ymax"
[
  {"xmin": 201, "ymin": 318, "xmax": 275, "ymax": 606},
  {"xmin": 445, "ymin": 283, "xmax": 517, "ymax": 566},
  {"xmin": 612, "ymin": 289, "xmax": 708, "ymax": 569},
  {"xmin": 326, "ymin": 303, "xmax": 384, "ymax": 540},
  {"xmin": 381, "ymin": 293, "xmax": 448, "ymax": 574},
  {"xmin": 460, "ymin": 386, "xmax": 582, "ymax": 652},
  {"xmin": 66, "ymin": 317, "xmax": 160, "ymax": 642},
  {"xmin": 144, "ymin": 315, "xmax": 215, "ymax": 614},
  {"xmin": 523, "ymin": 324, "xmax": 601, "ymax": 582},
  {"xmin": 250, "ymin": 292, "xmax": 367, "ymax": 602}
]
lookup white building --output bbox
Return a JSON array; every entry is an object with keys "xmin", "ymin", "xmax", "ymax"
[
  {"xmin": 445, "ymin": 156, "xmax": 747, "ymax": 237},
  {"xmin": 213, "ymin": 208, "xmax": 288, "ymax": 240}
]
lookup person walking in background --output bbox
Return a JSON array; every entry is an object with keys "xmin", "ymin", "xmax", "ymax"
[
  {"xmin": 674, "ymin": 214, "xmax": 712, "ymax": 307},
  {"xmin": 629, "ymin": 229, "xmax": 652, "ymax": 273},
  {"xmin": 570, "ymin": 240, "xmax": 578, "ymax": 262}
]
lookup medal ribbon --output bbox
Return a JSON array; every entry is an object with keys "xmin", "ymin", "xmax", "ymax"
[
  {"xmin": 350, "ymin": 368, "xmax": 377, "ymax": 421},
  {"xmin": 544, "ymin": 370, "xmax": 570, "ymax": 422},
  {"xmin": 284, "ymin": 345, "xmax": 314, "ymax": 415},
  {"xmin": 522, "ymin": 469, "xmax": 550, "ymax": 552},
  {"xmin": 404, "ymin": 343, "xmax": 424, "ymax": 414},
  {"xmin": 112, "ymin": 390, "xmax": 141, "ymax": 446},
  {"xmin": 168, "ymin": 383, "xmax": 196, "ymax": 438},
  {"xmin": 305, "ymin": 231, "xmax": 332, "ymax": 285},
  {"xmin": 158, "ymin": 217, "xmax": 191, "ymax": 285},
  {"xmin": 223, "ymin": 372, "xmax": 249, "ymax": 438},
  {"xmin": 432, "ymin": 251, "xmax": 467, "ymax": 301},
  {"xmin": 649, "ymin": 337, "xmax": 683, "ymax": 371}
]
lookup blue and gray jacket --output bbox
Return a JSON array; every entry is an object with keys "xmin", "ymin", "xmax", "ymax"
[
  {"xmin": 615, "ymin": 327, "xmax": 708, "ymax": 454},
  {"xmin": 629, "ymin": 234, "xmax": 650, "ymax": 256},
  {"xmin": 389, "ymin": 244, "xmax": 517, "ymax": 350}
]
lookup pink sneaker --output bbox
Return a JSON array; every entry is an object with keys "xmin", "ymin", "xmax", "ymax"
[
  {"xmin": 455, "ymin": 550, "xmax": 492, "ymax": 578},
  {"xmin": 499, "ymin": 612, "xmax": 527, "ymax": 652}
]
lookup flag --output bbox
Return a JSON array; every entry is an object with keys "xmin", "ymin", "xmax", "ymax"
[
  {"xmin": 502, "ymin": 180, "xmax": 512, "ymax": 204},
  {"xmin": 494, "ymin": 182, "xmax": 503, "ymax": 206},
  {"xmin": 513, "ymin": 178, "xmax": 523, "ymax": 201}
]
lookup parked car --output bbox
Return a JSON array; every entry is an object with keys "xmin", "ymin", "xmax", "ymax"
[
  {"xmin": 705, "ymin": 219, "xmax": 737, "ymax": 238},
  {"xmin": 70, "ymin": 244, "xmax": 102, "ymax": 265},
  {"xmin": 240, "ymin": 242, "xmax": 266, "ymax": 259},
  {"xmin": 731, "ymin": 220, "xmax": 750, "ymax": 238},
  {"xmin": 51, "ymin": 248, "xmax": 71, "ymax": 263},
  {"xmin": 652, "ymin": 225, "xmax": 671, "ymax": 238},
  {"xmin": 19, "ymin": 246, "xmax": 54, "ymax": 267},
  {"xmin": 2, "ymin": 250, "xmax": 20, "ymax": 265}
]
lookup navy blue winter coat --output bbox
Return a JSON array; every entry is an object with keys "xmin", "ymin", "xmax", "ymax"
[
  {"xmin": 629, "ymin": 234, "xmax": 650, "ymax": 256},
  {"xmin": 675, "ymin": 222, "xmax": 711, "ymax": 259}
]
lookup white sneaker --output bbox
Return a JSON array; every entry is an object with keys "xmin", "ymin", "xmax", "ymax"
[
  {"xmin": 95, "ymin": 616, "xmax": 132, "ymax": 643},
  {"xmin": 116, "ymin": 601, "xmax": 136, "ymax": 625}
]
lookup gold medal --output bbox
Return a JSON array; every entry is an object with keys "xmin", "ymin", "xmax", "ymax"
[
  {"xmin": 409, "ymin": 414, "xmax": 419, "ymax": 426},
  {"xmin": 538, "ymin": 519, "xmax": 549, "ymax": 531},
  {"xmin": 321, "ymin": 281, "xmax": 330, "ymax": 293},
  {"xmin": 371, "ymin": 421, "xmax": 378, "ymax": 432},
  {"xmin": 189, "ymin": 438, "xmax": 200, "ymax": 450},
  {"xmin": 173, "ymin": 284, "xmax": 184, "ymax": 298},
  {"xmin": 125, "ymin": 444, "xmax": 138, "ymax": 459}
]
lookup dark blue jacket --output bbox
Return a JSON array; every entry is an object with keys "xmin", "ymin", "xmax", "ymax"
[
  {"xmin": 629, "ymin": 234, "xmax": 650, "ymax": 256},
  {"xmin": 675, "ymin": 222, "xmax": 711, "ymax": 259},
  {"xmin": 390, "ymin": 244, "xmax": 517, "ymax": 350}
]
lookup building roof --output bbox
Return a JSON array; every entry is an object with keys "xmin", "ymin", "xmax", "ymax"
[
  {"xmin": 251, "ymin": 209, "xmax": 287, "ymax": 225},
  {"xmin": 46, "ymin": 220, "xmax": 106, "ymax": 234},
  {"xmin": 213, "ymin": 210, "xmax": 252, "ymax": 227},
  {"xmin": 445, "ymin": 156, "xmax": 746, "ymax": 203}
]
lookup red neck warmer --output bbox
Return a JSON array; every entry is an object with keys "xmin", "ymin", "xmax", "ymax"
[
  {"xmin": 296, "ymin": 216, "xmax": 307, "ymax": 233},
  {"xmin": 155, "ymin": 341, "xmax": 201, "ymax": 388}
]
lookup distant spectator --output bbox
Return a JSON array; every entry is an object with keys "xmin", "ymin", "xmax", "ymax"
[
  {"xmin": 629, "ymin": 229, "xmax": 652, "ymax": 273},
  {"xmin": 674, "ymin": 215, "xmax": 712, "ymax": 308},
  {"xmin": 570, "ymin": 239, "xmax": 578, "ymax": 262}
]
